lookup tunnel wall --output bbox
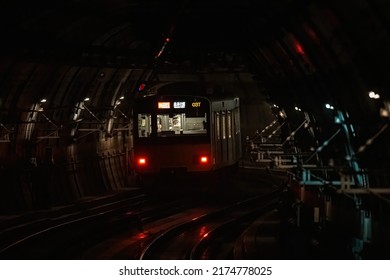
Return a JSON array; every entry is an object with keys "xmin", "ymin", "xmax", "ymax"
[
  {"xmin": 0, "ymin": 60, "xmax": 148, "ymax": 213},
  {"xmin": 0, "ymin": 135, "xmax": 133, "ymax": 213}
]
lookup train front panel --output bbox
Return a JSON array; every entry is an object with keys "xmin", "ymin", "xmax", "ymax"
[
  {"xmin": 133, "ymin": 94, "xmax": 213, "ymax": 176},
  {"xmin": 134, "ymin": 142, "xmax": 213, "ymax": 174}
]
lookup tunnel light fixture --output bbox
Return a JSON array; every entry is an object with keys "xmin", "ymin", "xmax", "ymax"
[
  {"xmin": 40, "ymin": 99, "xmax": 47, "ymax": 103},
  {"xmin": 294, "ymin": 106, "xmax": 302, "ymax": 111},
  {"xmin": 84, "ymin": 97, "xmax": 90, "ymax": 102},
  {"xmin": 368, "ymin": 91, "xmax": 380, "ymax": 99},
  {"xmin": 380, "ymin": 108, "xmax": 389, "ymax": 118},
  {"xmin": 325, "ymin": 103, "xmax": 334, "ymax": 110},
  {"xmin": 119, "ymin": 96, "xmax": 124, "ymax": 100}
]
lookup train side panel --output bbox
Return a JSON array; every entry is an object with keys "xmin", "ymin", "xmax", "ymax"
[{"xmin": 211, "ymin": 98, "xmax": 241, "ymax": 170}]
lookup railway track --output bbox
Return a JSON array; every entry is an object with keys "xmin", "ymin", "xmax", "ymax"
[
  {"xmin": 190, "ymin": 206, "xmax": 280, "ymax": 259},
  {"xmin": 140, "ymin": 190, "xmax": 281, "ymax": 260},
  {"xmin": 0, "ymin": 168, "xmax": 288, "ymax": 260},
  {"xmin": 79, "ymin": 168, "xmax": 287, "ymax": 259},
  {"xmin": 0, "ymin": 190, "xmax": 201, "ymax": 259}
]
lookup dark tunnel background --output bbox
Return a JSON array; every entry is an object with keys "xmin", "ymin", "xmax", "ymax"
[{"xmin": 0, "ymin": 0, "xmax": 389, "ymax": 242}]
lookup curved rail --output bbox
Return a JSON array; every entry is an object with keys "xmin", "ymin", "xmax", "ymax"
[
  {"xmin": 189, "ymin": 200, "xmax": 279, "ymax": 259},
  {"xmin": 140, "ymin": 189, "xmax": 281, "ymax": 259}
]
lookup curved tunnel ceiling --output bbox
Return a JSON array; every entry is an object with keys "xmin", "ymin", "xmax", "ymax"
[{"xmin": 1, "ymin": 0, "xmax": 390, "ymax": 165}]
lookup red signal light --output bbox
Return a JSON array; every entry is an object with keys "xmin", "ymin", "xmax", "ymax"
[
  {"xmin": 200, "ymin": 156, "xmax": 208, "ymax": 164},
  {"xmin": 295, "ymin": 41, "xmax": 305, "ymax": 55},
  {"xmin": 138, "ymin": 83, "xmax": 146, "ymax": 92}
]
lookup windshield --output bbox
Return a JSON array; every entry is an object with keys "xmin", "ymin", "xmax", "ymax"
[
  {"xmin": 157, "ymin": 113, "xmax": 207, "ymax": 136},
  {"xmin": 137, "ymin": 113, "xmax": 207, "ymax": 138}
]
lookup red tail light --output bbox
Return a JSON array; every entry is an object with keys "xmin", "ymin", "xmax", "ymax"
[
  {"xmin": 137, "ymin": 157, "xmax": 147, "ymax": 166},
  {"xmin": 200, "ymin": 156, "xmax": 208, "ymax": 164}
]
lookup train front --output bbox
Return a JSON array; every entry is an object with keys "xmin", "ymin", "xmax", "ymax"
[{"xmin": 133, "ymin": 95, "xmax": 213, "ymax": 185}]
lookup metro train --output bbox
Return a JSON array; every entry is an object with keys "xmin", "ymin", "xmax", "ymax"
[{"xmin": 132, "ymin": 82, "xmax": 242, "ymax": 188}]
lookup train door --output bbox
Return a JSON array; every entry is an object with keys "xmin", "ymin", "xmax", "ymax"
[
  {"xmin": 214, "ymin": 111, "xmax": 222, "ymax": 165},
  {"xmin": 227, "ymin": 110, "xmax": 233, "ymax": 163},
  {"xmin": 234, "ymin": 107, "xmax": 242, "ymax": 160}
]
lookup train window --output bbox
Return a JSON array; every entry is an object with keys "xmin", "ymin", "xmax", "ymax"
[
  {"xmin": 215, "ymin": 112, "xmax": 220, "ymax": 140},
  {"xmin": 138, "ymin": 114, "xmax": 152, "ymax": 137},
  {"xmin": 222, "ymin": 112, "xmax": 226, "ymax": 139},
  {"xmin": 156, "ymin": 113, "xmax": 207, "ymax": 136},
  {"xmin": 227, "ymin": 111, "xmax": 232, "ymax": 138}
]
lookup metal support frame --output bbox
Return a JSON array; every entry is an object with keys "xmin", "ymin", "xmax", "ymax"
[
  {"xmin": 0, "ymin": 123, "xmax": 12, "ymax": 142},
  {"xmin": 336, "ymin": 110, "xmax": 367, "ymax": 187},
  {"xmin": 73, "ymin": 127, "xmax": 104, "ymax": 141},
  {"xmin": 337, "ymin": 188, "xmax": 390, "ymax": 195},
  {"xmin": 112, "ymin": 123, "xmax": 131, "ymax": 132},
  {"xmin": 111, "ymin": 107, "xmax": 131, "ymax": 133},
  {"xmin": 295, "ymin": 166, "xmax": 390, "ymax": 194},
  {"xmin": 263, "ymin": 121, "xmax": 285, "ymax": 143},
  {"xmin": 282, "ymin": 119, "xmax": 309, "ymax": 145},
  {"xmin": 35, "ymin": 112, "xmax": 60, "ymax": 142},
  {"xmin": 82, "ymin": 104, "xmax": 103, "ymax": 124},
  {"xmin": 71, "ymin": 103, "xmax": 106, "ymax": 141}
]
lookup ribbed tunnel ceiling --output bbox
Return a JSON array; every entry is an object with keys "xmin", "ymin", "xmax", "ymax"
[
  {"xmin": 2, "ymin": 1, "xmax": 390, "ymax": 111},
  {"xmin": 1, "ymin": 0, "xmax": 390, "ymax": 164}
]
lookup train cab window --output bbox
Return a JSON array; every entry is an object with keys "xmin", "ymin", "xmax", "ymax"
[
  {"xmin": 227, "ymin": 111, "xmax": 232, "ymax": 138},
  {"xmin": 222, "ymin": 112, "xmax": 226, "ymax": 139},
  {"xmin": 137, "ymin": 114, "xmax": 152, "ymax": 137},
  {"xmin": 157, "ymin": 113, "xmax": 207, "ymax": 137},
  {"xmin": 215, "ymin": 112, "xmax": 220, "ymax": 140}
]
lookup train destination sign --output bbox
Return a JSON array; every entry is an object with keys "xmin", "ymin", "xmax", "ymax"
[
  {"xmin": 174, "ymin": 102, "xmax": 186, "ymax": 108},
  {"xmin": 158, "ymin": 102, "xmax": 170, "ymax": 109}
]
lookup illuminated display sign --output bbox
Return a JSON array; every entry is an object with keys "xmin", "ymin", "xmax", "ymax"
[
  {"xmin": 158, "ymin": 102, "xmax": 170, "ymax": 109},
  {"xmin": 174, "ymin": 102, "xmax": 186, "ymax": 109},
  {"xmin": 158, "ymin": 101, "xmax": 203, "ymax": 109}
]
